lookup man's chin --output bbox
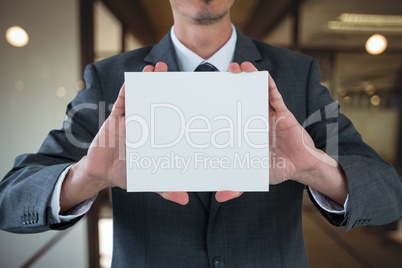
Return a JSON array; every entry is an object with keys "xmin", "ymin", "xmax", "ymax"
[{"xmin": 193, "ymin": 11, "xmax": 228, "ymax": 25}]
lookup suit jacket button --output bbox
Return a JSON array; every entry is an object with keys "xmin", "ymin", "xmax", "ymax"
[
  {"xmin": 21, "ymin": 214, "xmax": 27, "ymax": 224},
  {"xmin": 213, "ymin": 257, "xmax": 224, "ymax": 268}
]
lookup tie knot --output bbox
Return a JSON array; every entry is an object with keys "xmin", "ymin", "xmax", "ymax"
[{"xmin": 195, "ymin": 62, "xmax": 219, "ymax": 72}]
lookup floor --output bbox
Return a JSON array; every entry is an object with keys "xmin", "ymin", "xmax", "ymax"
[{"xmin": 302, "ymin": 193, "xmax": 402, "ymax": 268}]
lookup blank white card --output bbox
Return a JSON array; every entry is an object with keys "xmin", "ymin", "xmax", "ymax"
[{"xmin": 125, "ymin": 71, "xmax": 269, "ymax": 192}]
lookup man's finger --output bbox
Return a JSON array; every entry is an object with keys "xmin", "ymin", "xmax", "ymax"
[
  {"xmin": 111, "ymin": 84, "xmax": 125, "ymax": 116},
  {"xmin": 269, "ymin": 75, "xmax": 287, "ymax": 112},
  {"xmin": 228, "ymin": 62, "xmax": 242, "ymax": 73},
  {"xmin": 143, "ymin": 65, "xmax": 155, "ymax": 72},
  {"xmin": 240, "ymin": 61, "xmax": 258, "ymax": 72},
  {"xmin": 154, "ymin": 62, "xmax": 168, "ymax": 72},
  {"xmin": 215, "ymin": 191, "xmax": 243, "ymax": 203},
  {"xmin": 159, "ymin": 192, "xmax": 189, "ymax": 205}
]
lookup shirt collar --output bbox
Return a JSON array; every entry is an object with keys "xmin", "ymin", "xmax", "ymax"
[{"xmin": 170, "ymin": 24, "xmax": 237, "ymax": 72}]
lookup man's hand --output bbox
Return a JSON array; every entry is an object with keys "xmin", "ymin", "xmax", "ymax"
[
  {"xmin": 60, "ymin": 62, "xmax": 188, "ymax": 214},
  {"xmin": 60, "ymin": 81, "xmax": 128, "ymax": 213},
  {"xmin": 87, "ymin": 61, "xmax": 189, "ymax": 205},
  {"xmin": 216, "ymin": 62, "xmax": 347, "ymax": 205}
]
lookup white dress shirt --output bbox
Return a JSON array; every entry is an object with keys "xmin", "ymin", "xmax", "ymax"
[{"xmin": 170, "ymin": 24, "xmax": 237, "ymax": 72}]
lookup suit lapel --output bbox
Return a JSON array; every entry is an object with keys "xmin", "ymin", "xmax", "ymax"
[
  {"xmin": 144, "ymin": 33, "xmax": 181, "ymax": 71},
  {"xmin": 233, "ymin": 29, "xmax": 264, "ymax": 69}
]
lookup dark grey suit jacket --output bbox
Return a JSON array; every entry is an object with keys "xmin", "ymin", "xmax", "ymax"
[{"xmin": 1, "ymin": 30, "xmax": 401, "ymax": 267}]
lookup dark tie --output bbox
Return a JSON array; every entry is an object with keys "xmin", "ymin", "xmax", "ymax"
[
  {"xmin": 194, "ymin": 62, "xmax": 217, "ymax": 208},
  {"xmin": 195, "ymin": 62, "xmax": 219, "ymax": 72}
]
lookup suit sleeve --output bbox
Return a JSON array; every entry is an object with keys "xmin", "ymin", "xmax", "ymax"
[
  {"xmin": 305, "ymin": 59, "xmax": 402, "ymax": 231},
  {"xmin": 0, "ymin": 64, "xmax": 105, "ymax": 233}
]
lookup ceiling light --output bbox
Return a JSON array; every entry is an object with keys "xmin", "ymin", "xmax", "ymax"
[
  {"xmin": 5, "ymin": 26, "xmax": 29, "ymax": 47},
  {"xmin": 339, "ymin": 13, "xmax": 402, "ymax": 25},
  {"xmin": 365, "ymin": 34, "xmax": 388, "ymax": 55},
  {"xmin": 370, "ymin": 95, "xmax": 381, "ymax": 106},
  {"xmin": 328, "ymin": 13, "xmax": 402, "ymax": 33}
]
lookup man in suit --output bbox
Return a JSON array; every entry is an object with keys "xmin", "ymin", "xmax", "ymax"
[{"xmin": 1, "ymin": 0, "xmax": 401, "ymax": 267}]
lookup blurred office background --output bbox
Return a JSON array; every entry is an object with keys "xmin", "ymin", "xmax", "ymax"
[{"xmin": 1, "ymin": 0, "xmax": 401, "ymax": 267}]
